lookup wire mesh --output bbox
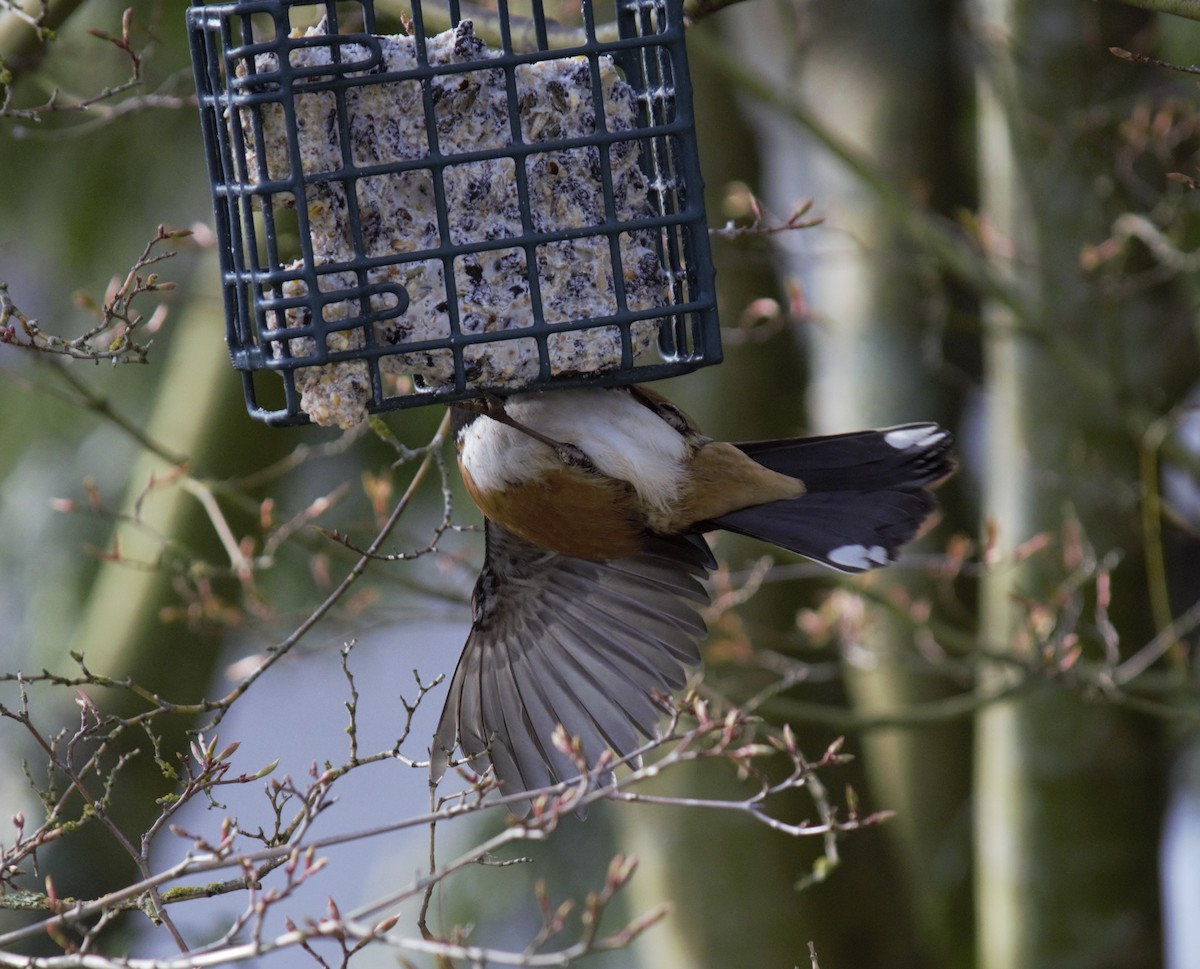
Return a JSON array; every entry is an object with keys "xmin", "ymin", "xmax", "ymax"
[{"xmin": 187, "ymin": 0, "xmax": 720, "ymax": 427}]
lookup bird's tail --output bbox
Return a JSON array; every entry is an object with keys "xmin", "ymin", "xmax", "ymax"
[{"xmin": 702, "ymin": 423, "xmax": 954, "ymax": 573}]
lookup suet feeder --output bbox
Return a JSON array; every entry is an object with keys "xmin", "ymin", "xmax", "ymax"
[{"xmin": 187, "ymin": 0, "xmax": 719, "ymax": 427}]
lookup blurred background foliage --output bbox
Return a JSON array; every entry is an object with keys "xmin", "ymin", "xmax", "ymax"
[{"xmin": 4, "ymin": 0, "xmax": 1200, "ymax": 967}]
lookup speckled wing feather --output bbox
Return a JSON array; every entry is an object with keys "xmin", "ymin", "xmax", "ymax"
[{"xmin": 431, "ymin": 521, "xmax": 713, "ymax": 813}]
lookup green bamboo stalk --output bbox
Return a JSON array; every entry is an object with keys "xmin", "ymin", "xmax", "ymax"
[
  {"xmin": 972, "ymin": 4, "xmax": 1165, "ymax": 967},
  {"xmin": 972, "ymin": 5, "xmax": 1036, "ymax": 963},
  {"xmin": 1100, "ymin": 0, "xmax": 1200, "ymax": 19},
  {"xmin": 0, "ymin": 0, "xmax": 89, "ymax": 76}
]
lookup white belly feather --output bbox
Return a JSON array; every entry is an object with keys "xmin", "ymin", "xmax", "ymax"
[{"xmin": 458, "ymin": 389, "xmax": 689, "ymax": 522}]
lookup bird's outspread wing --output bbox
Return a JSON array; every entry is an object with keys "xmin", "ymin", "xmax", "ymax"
[{"xmin": 431, "ymin": 520, "xmax": 713, "ymax": 812}]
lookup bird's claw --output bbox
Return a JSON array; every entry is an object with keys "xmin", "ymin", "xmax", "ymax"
[
  {"xmin": 554, "ymin": 442, "xmax": 596, "ymax": 471},
  {"xmin": 466, "ymin": 394, "xmax": 596, "ymax": 470},
  {"xmin": 478, "ymin": 393, "xmax": 510, "ymax": 421}
]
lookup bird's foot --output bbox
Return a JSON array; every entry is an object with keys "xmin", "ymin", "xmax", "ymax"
[
  {"xmin": 467, "ymin": 392, "xmax": 510, "ymax": 422},
  {"xmin": 467, "ymin": 394, "xmax": 596, "ymax": 471},
  {"xmin": 553, "ymin": 441, "xmax": 596, "ymax": 471}
]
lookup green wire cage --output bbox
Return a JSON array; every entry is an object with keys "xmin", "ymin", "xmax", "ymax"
[{"xmin": 187, "ymin": 0, "xmax": 720, "ymax": 427}]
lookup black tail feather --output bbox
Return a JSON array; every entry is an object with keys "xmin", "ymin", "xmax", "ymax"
[
  {"xmin": 702, "ymin": 423, "xmax": 953, "ymax": 573},
  {"xmin": 734, "ymin": 423, "xmax": 954, "ymax": 491}
]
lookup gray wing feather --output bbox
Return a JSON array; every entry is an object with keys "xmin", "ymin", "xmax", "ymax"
[
  {"xmin": 547, "ymin": 592, "xmax": 692, "ymax": 692},
  {"xmin": 537, "ymin": 611, "xmax": 667, "ymax": 735},
  {"xmin": 548, "ymin": 570, "xmax": 706, "ymax": 663},
  {"xmin": 431, "ymin": 522, "xmax": 712, "ymax": 813},
  {"xmin": 524, "ymin": 639, "xmax": 640, "ymax": 756}
]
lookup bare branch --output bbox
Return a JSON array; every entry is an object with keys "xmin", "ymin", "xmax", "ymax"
[{"xmin": 0, "ymin": 226, "xmax": 189, "ymax": 364}]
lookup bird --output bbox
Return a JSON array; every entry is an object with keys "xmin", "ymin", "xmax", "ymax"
[{"xmin": 430, "ymin": 384, "xmax": 953, "ymax": 812}]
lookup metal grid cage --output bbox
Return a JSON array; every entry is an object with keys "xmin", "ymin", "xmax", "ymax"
[{"xmin": 186, "ymin": 0, "xmax": 720, "ymax": 427}]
